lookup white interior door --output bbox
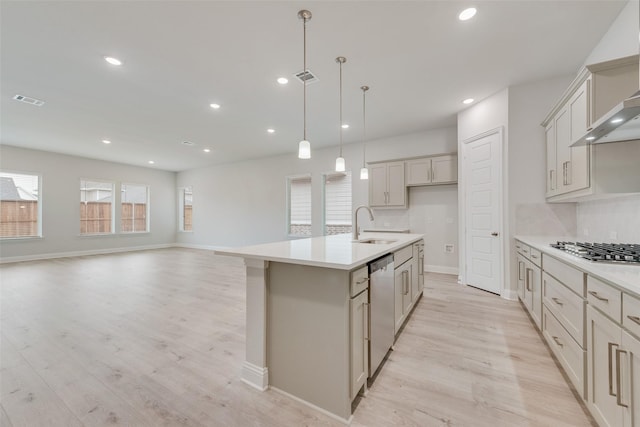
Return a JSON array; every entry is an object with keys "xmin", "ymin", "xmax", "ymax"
[{"xmin": 463, "ymin": 131, "xmax": 502, "ymax": 294}]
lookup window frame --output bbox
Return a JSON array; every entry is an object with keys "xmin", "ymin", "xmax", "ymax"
[
  {"xmin": 79, "ymin": 178, "xmax": 116, "ymax": 236},
  {"xmin": 286, "ymin": 174, "xmax": 312, "ymax": 238},
  {"xmin": 0, "ymin": 170, "xmax": 42, "ymax": 240},
  {"xmin": 322, "ymin": 170, "xmax": 353, "ymax": 236},
  {"xmin": 178, "ymin": 186, "xmax": 193, "ymax": 232},
  {"xmin": 120, "ymin": 182, "xmax": 150, "ymax": 234}
]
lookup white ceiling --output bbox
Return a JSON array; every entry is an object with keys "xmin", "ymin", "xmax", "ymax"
[{"xmin": 0, "ymin": 1, "xmax": 628, "ymax": 172}]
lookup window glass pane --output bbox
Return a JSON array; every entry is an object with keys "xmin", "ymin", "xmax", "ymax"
[
  {"xmin": 0, "ymin": 172, "xmax": 40, "ymax": 238},
  {"xmin": 121, "ymin": 184, "xmax": 148, "ymax": 232},
  {"xmin": 288, "ymin": 176, "xmax": 311, "ymax": 236},
  {"xmin": 324, "ymin": 171, "xmax": 352, "ymax": 235},
  {"xmin": 180, "ymin": 186, "xmax": 193, "ymax": 231},
  {"xmin": 80, "ymin": 180, "xmax": 113, "ymax": 234}
]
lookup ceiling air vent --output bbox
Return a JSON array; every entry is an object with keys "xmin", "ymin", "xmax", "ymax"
[
  {"xmin": 13, "ymin": 94, "xmax": 45, "ymax": 107},
  {"xmin": 294, "ymin": 69, "xmax": 319, "ymax": 85}
]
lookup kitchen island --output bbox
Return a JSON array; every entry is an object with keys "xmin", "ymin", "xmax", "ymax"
[{"xmin": 216, "ymin": 232, "xmax": 424, "ymax": 423}]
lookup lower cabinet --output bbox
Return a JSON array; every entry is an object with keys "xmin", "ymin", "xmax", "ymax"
[
  {"xmin": 394, "ymin": 262, "xmax": 412, "ymax": 334},
  {"xmin": 350, "ymin": 288, "xmax": 369, "ymax": 400},
  {"xmin": 515, "ymin": 240, "xmax": 542, "ymax": 328},
  {"xmin": 587, "ymin": 305, "xmax": 640, "ymax": 427}
]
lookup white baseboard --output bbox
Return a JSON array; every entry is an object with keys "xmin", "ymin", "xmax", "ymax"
[
  {"xmin": 240, "ymin": 361, "xmax": 269, "ymax": 392},
  {"xmin": 501, "ymin": 289, "xmax": 518, "ymax": 301},
  {"xmin": 425, "ymin": 264, "xmax": 459, "ymax": 275},
  {"xmin": 0, "ymin": 243, "xmax": 174, "ymax": 264},
  {"xmin": 269, "ymin": 386, "xmax": 352, "ymax": 425}
]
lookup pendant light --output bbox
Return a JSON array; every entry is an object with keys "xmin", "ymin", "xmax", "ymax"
[
  {"xmin": 335, "ymin": 56, "xmax": 346, "ymax": 172},
  {"xmin": 360, "ymin": 85, "xmax": 370, "ymax": 180},
  {"xmin": 297, "ymin": 10, "xmax": 312, "ymax": 159}
]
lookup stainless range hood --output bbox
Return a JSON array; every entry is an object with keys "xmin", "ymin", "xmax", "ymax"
[{"xmin": 571, "ymin": 91, "xmax": 640, "ymax": 146}]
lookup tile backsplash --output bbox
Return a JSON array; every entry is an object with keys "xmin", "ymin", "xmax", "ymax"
[
  {"xmin": 515, "ymin": 203, "xmax": 576, "ymax": 236},
  {"xmin": 577, "ymin": 194, "xmax": 640, "ymax": 242}
]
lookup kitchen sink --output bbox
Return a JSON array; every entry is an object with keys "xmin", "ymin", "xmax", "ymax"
[{"xmin": 358, "ymin": 238, "xmax": 397, "ymax": 245}]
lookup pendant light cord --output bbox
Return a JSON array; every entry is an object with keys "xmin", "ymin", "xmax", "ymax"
[
  {"xmin": 362, "ymin": 88, "xmax": 366, "ymax": 166},
  {"xmin": 303, "ymin": 17, "xmax": 307, "ymax": 141}
]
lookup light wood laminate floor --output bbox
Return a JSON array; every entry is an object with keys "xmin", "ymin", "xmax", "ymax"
[{"xmin": 1, "ymin": 248, "xmax": 594, "ymax": 426}]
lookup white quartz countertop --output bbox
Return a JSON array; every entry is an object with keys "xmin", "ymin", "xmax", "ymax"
[
  {"xmin": 515, "ymin": 235, "xmax": 640, "ymax": 296},
  {"xmin": 215, "ymin": 232, "xmax": 424, "ymax": 270}
]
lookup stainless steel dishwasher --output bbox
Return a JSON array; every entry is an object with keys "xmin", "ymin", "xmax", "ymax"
[{"xmin": 368, "ymin": 254, "xmax": 395, "ymax": 377}]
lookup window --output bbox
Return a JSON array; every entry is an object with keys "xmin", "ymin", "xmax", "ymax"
[
  {"xmin": 121, "ymin": 184, "xmax": 149, "ymax": 232},
  {"xmin": 80, "ymin": 179, "xmax": 114, "ymax": 234},
  {"xmin": 323, "ymin": 171, "xmax": 352, "ymax": 235},
  {"xmin": 178, "ymin": 186, "xmax": 193, "ymax": 232},
  {"xmin": 287, "ymin": 175, "xmax": 311, "ymax": 237},
  {"xmin": 0, "ymin": 171, "xmax": 41, "ymax": 238}
]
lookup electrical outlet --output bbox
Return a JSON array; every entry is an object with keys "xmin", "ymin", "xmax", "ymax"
[
  {"xmin": 609, "ymin": 231, "xmax": 618, "ymax": 240},
  {"xmin": 444, "ymin": 244, "xmax": 454, "ymax": 253}
]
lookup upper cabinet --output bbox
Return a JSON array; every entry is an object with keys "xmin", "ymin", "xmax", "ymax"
[
  {"xmin": 406, "ymin": 154, "xmax": 457, "ymax": 186},
  {"xmin": 542, "ymin": 55, "xmax": 640, "ymax": 202},
  {"xmin": 369, "ymin": 161, "xmax": 407, "ymax": 208}
]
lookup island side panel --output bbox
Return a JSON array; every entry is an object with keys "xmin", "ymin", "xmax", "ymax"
[
  {"xmin": 268, "ymin": 262, "xmax": 351, "ymax": 421},
  {"xmin": 242, "ymin": 259, "xmax": 269, "ymax": 390}
]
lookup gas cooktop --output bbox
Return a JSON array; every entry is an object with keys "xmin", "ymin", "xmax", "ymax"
[{"xmin": 550, "ymin": 242, "xmax": 640, "ymax": 264}]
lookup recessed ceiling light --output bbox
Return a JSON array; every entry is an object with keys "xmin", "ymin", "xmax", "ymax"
[
  {"xmin": 611, "ymin": 118, "xmax": 624, "ymax": 124},
  {"xmin": 277, "ymin": 77, "xmax": 289, "ymax": 85},
  {"xmin": 458, "ymin": 7, "xmax": 477, "ymax": 21},
  {"xmin": 104, "ymin": 56, "xmax": 122, "ymax": 66},
  {"xmin": 210, "ymin": 103, "xmax": 221, "ymax": 109},
  {"xmin": 267, "ymin": 128, "xmax": 275, "ymax": 133},
  {"xmin": 341, "ymin": 124, "xmax": 349, "ymax": 129},
  {"xmin": 102, "ymin": 139, "xmax": 111, "ymax": 144},
  {"xmin": 148, "ymin": 160, "xmax": 155, "ymax": 165},
  {"xmin": 462, "ymin": 98, "xmax": 475, "ymax": 104},
  {"xmin": 203, "ymin": 148, "xmax": 211, "ymax": 153}
]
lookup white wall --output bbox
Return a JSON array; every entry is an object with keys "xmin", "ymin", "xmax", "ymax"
[
  {"xmin": 584, "ymin": 0, "xmax": 639, "ymax": 65},
  {"xmin": 177, "ymin": 127, "xmax": 460, "ymax": 272},
  {"xmin": 0, "ymin": 145, "xmax": 177, "ymax": 261}
]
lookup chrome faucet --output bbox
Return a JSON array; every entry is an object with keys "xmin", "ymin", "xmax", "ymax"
[{"xmin": 353, "ymin": 205, "xmax": 374, "ymax": 241}]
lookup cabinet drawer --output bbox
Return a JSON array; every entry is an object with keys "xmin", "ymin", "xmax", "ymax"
[
  {"xmin": 543, "ymin": 272, "xmax": 585, "ymax": 347},
  {"xmin": 623, "ymin": 292, "xmax": 640, "ymax": 338},
  {"xmin": 542, "ymin": 306, "xmax": 585, "ymax": 398},
  {"xmin": 394, "ymin": 245, "xmax": 413, "ymax": 267},
  {"xmin": 587, "ymin": 276, "xmax": 621, "ymax": 323},
  {"xmin": 529, "ymin": 247, "xmax": 541, "ymax": 267},
  {"xmin": 515, "ymin": 241, "xmax": 528, "ymax": 257},
  {"xmin": 350, "ymin": 266, "xmax": 369, "ymax": 297},
  {"xmin": 543, "ymin": 254, "xmax": 585, "ymax": 296}
]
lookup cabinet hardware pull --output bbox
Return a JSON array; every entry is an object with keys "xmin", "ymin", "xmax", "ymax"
[
  {"xmin": 608, "ymin": 342, "xmax": 619, "ymax": 397},
  {"xmin": 364, "ymin": 302, "xmax": 370, "ymax": 341},
  {"xmin": 566, "ymin": 161, "xmax": 572, "ymax": 185},
  {"xmin": 402, "ymin": 270, "xmax": 409, "ymax": 295},
  {"xmin": 518, "ymin": 261, "xmax": 524, "ymax": 281},
  {"xmin": 588, "ymin": 291, "xmax": 609, "ymax": 302},
  {"xmin": 551, "ymin": 297, "xmax": 563, "ymax": 306},
  {"xmin": 491, "ymin": 232, "xmax": 498, "ymax": 237},
  {"xmin": 550, "ymin": 170, "xmax": 555, "ymax": 191},
  {"xmin": 525, "ymin": 268, "xmax": 533, "ymax": 292},
  {"xmin": 356, "ymin": 278, "xmax": 370, "ymax": 285},
  {"xmin": 615, "ymin": 349, "xmax": 629, "ymax": 408},
  {"xmin": 627, "ymin": 315, "xmax": 640, "ymax": 326},
  {"xmin": 552, "ymin": 336, "xmax": 563, "ymax": 348},
  {"xmin": 531, "ymin": 254, "xmax": 538, "ymax": 259},
  {"xmin": 562, "ymin": 162, "xmax": 567, "ymax": 186}
]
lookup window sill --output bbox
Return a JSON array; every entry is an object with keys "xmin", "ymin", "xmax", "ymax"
[
  {"xmin": 0, "ymin": 236, "xmax": 43, "ymax": 242},
  {"xmin": 78, "ymin": 233, "xmax": 116, "ymax": 238}
]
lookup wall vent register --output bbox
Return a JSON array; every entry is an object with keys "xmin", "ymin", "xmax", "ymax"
[{"xmin": 550, "ymin": 241, "xmax": 640, "ymax": 263}]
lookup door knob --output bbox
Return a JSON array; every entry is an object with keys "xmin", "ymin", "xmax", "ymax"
[{"xmin": 491, "ymin": 232, "xmax": 499, "ymax": 237}]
